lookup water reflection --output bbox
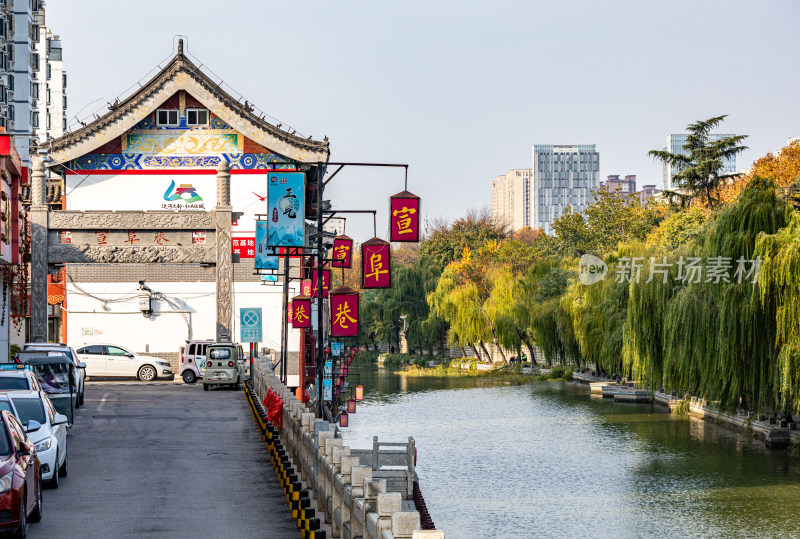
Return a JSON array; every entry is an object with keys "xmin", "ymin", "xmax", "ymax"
[{"xmin": 341, "ymin": 365, "xmax": 800, "ymax": 538}]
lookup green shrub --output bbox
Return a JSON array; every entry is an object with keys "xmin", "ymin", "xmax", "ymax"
[{"xmin": 354, "ymin": 351, "xmax": 379, "ymax": 363}]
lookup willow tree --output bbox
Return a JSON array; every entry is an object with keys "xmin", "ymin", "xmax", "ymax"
[{"xmin": 649, "ymin": 115, "xmax": 748, "ymax": 209}]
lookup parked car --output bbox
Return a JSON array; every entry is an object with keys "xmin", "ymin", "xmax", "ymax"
[
  {"xmin": 202, "ymin": 342, "xmax": 243, "ymax": 391},
  {"xmin": 179, "ymin": 339, "xmax": 214, "ymax": 384},
  {"xmin": 19, "ymin": 357, "xmax": 78, "ymax": 426},
  {"xmin": 0, "ymin": 410, "xmax": 42, "ymax": 536},
  {"xmin": 6, "ymin": 391, "xmax": 68, "ymax": 489},
  {"xmin": 75, "ymin": 344, "xmax": 172, "ymax": 381},
  {"xmin": 21, "ymin": 343, "xmax": 86, "ymax": 406},
  {"xmin": 0, "ymin": 365, "xmax": 43, "ymax": 393}
]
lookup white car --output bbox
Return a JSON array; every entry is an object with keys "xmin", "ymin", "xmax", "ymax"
[
  {"xmin": 0, "ymin": 366, "xmax": 43, "ymax": 392},
  {"xmin": 6, "ymin": 390, "xmax": 68, "ymax": 488},
  {"xmin": 21, "ymin": 343, "xmax": 87, "ymax": 406},
  {"xmin": 75, "ymin": 344, "xmax": 173, "ymax": 381}
]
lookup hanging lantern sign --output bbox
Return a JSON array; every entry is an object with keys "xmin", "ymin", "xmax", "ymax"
[
  {"xmin": 330, "ymin": 286, "xmax": 359, "ymax": 337},
  {"xmin": 361, "ymin": 237, "xmax": 391, "ymax": 289},
  {"xmin": 301, "ymin": 280, "xmax": 313, "ymax": 297},
  {"xmin": 339, "ymin": 411, "xmax": 349, "ymax": 427},
  {"xmin": 291, "ymin": 295, "xmax": 311, "ymax": 329},
  {"xmin": 389, "ymin": 191, "xmax": 421, "ymax": 243},
  {"xmin": 347, "ymin": 398, "xmax": 357, "ymax": 414},
  {"xmin": 332, "ymin": 235, "xmax": 354, "ymax": 268},
  {"xmin": 311, "ymin": 269, "xmax": 331, "ymax": 298},
  {"xmin": 355, "ymin": 385, "xmax": 364, "ymax": 400},
  {"xmin": 287, "ymin": 301, "xmax": 293, "ymax": 324}
]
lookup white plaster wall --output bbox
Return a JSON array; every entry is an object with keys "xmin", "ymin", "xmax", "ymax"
[{"xmin": 66, "ymin": 281, "xmax": 299, "ymax": 354}]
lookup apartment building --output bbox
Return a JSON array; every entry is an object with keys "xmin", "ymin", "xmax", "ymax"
[{"xmin": 491, "ymin": 168, "xmax": 531, "ymax": 231}]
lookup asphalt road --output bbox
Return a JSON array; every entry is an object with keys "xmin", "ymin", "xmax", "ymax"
[{"xmin": 28, "ymin": 380, "xmax": 298, "ymax": 538}]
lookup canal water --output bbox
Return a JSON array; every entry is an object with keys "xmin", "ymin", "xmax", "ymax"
[{"xmin": 342, "ymin": 365, "xmax": 800, "ymax": 538}]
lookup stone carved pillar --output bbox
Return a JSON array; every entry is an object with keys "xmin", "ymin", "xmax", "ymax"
[
  {"xmin": 215, "ymin": 160, "xmax": 233, "ymax": 342},
  {"xmin": 29, "ymin": 158, "xmax": 49, "ymax": 343}
]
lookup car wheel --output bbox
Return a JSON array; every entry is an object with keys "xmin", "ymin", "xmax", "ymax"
[
  {"xmin": 203, "ymin": 384, "xmax": 209, "ymax": 391},
  {"xmin": 13, "ymin": 491, "xmax": 27, "ymax": 538},
  {"xmin": 182, "ymin": 370, "xmax": 197, "ymax": 384},
  {"xmin": 48, "ymin": 455, "xmax": 59, "ymax": 489},
  {"xmin": 138, "ymin": 365, "xmax": 157, "ymax": 382},
  {"xmin": 29, "ymin": 482, "xmax": 42, "ymax": 523},
  {"xmin": 59, "ymin": 451, "xmax": 68, "ymax": 478}
]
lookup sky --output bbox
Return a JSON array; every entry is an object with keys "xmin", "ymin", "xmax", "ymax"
[{"xmin": 46, "ymin": 0, "xmax": 800, "ymax": 243}]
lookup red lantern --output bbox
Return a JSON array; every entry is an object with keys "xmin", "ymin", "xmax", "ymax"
[
  {"xmin": 339, "ymin": 411, "xmax": 349, "ymax": 427},
  {"xmin": 361, "ymin": 238, "xmax": 391, "ymax": 289},
  {"xmin": 332, "ymin": 235, "xmax": 353, "ymax": 269},
  {"xmin": 342, "ymin": 365, "xmax": 349, "ymax": 376},
  {"xmin": 311, "ymin": 268, "xmax": 331, "ymax": 298},
  {"xmin": 330, "ymin": 286, "xmax": 359, "ymax": 337},
  {"xmin": 291, "ymin": 295, "xmax": 311, "ymax": 329},
  {"xmin": 355, "ymin": 385, "xmax": 364, "ymax": 400},
  {"xmin": 347, "ymin": 398, "xmax": 357, "ymax": 414},
  {"xmin": 389, "ymin": 191, "xmax": 421, "ymax": 242}
]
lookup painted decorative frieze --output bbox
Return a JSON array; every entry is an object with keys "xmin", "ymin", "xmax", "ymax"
[{"xmin": 49, "ymin": 210, "xmax": 215, "ymax": 230}]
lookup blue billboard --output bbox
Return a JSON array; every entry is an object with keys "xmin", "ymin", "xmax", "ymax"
[
  {"xmin": 267, "ymin": 172, "xmax": 305, "ymax": 248},
  {"xmin": 255, "ymin": 221, "xmax": 278, "ymax": 270}
]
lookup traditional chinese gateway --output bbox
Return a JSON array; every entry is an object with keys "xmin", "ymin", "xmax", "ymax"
[{"xmin": 39, "ymin": 40, "xmax": 329, "ymax": 381}]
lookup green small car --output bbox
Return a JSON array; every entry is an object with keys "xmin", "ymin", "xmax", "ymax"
[{"xmin": 202, "ymin": 343, "xmax": 242, "ymax": 391}]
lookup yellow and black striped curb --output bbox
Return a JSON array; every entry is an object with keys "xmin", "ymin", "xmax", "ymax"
[{"xmin": 245, "ymin": 381, "xmax": 326, "ymax": 539}]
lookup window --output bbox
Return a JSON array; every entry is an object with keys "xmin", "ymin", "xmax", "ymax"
[
  {"xmin": 8, "ymin": 75, "xmax": 13, "ymax": 92},
  {"xmin": 62, "ymin": 72, "xmax": 67, "ymax": 88},
  {"xmin": 46, "ymin": 88, "xmax": 50, "ymax": 104},
  {"xmin": 62, "ymin": 117, "xmax": 66, "ymax": 131},
  {"xmin": 156, "ymin": 109, "xmax": 179, "ymax": 126},
  {"xmin": 0, "ymin": 378, "xmax": 28, "ymax": 390},
  {"xmin": 30, "ymin": 82, "xmax": 38, "ymax": 99},
  {"xmin": 46, "ymin": 112, "xmax": 50, "ymax": 129},
  {"xmin": 46, "ymin": 63, "xmax": 51, "ymax": 80},
  {"xmin": 8, "ymin": 105, "xmax": 14, "ymax": 122},
  {"xmin": 10, "ymin": 397, "xmax": 45, "ymax": 425},
  {"xmin": 77, "ymin": 345, "xmax": 104, "ymax": 355},
  {"xmin": 62, "ymin": 94, "xmax": 66, "ymax": 109},
  {"xmin": 31, "ymin": 111, "xmax": 38, "ymax": 128},
  {"xmin": 107, "ymin": 346, "xmax": 130, "ymax": 356},
  {"xmin": 186, "ymin": 108, "xmax": 209, "ymax": 126},
  {"xmin": 31, "ymin": 53, "xmax": 39, "ymax": 71}
]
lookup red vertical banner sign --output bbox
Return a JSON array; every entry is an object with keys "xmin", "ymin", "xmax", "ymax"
[
  {"xmin": 311, "ymin": 269, "xmax": 331, "ymax": 298},
  {"xmin": 332, "ymin": 235, "xmax": 353, "ymax": 268},
  {"xmin": 361, "ymin": 238, "xmax": 391, "ymax": 289},
  {"xmin": 291, "ymin": 295, "xmax": 312, "ymax": 329},
  {"xmin": 389, "ymin": 191, "xmax": 421, "ymax": 242},
  {"xmin": 301, "ymin": 280, "xmax": 313, "ymax": 297},
  {"xmin": 287, "ymin": 301, "xmax": 293, "ymax": 324},
  {"xmin": 330, "ymin": 287, "xmax": 359, "ymax": 337}
]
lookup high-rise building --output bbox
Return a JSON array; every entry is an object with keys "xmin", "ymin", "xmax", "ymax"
[
  {"xmin": 490, "ymin": 168, "xmax": 531, "ymax": 231},
  {"xmin": 601, "ymin": 174, "xmax": 636, "ymax": 194},
  {"xmin": 35, "ymin": 9, "xmax": 66, "ymax": 142},
  {"xmin": 663, "ymin": 133, "xmax": 737, "ymax": 191},
  {"xmin": 532, "ymin": 144, "xmax": 599, "ymax": 235}
]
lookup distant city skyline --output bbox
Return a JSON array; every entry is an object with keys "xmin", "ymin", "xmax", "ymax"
[{"xmin": 45, "ymin": 0, "xmax": 800, "ymax": 241}]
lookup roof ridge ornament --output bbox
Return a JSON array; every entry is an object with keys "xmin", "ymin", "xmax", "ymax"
[{"xmin": 178, "ymin": 38, "xmax": 184, "ymax": 56}]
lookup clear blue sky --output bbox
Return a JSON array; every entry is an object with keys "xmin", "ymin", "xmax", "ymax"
[{"xmin": 48, "ymin": 0, "xmax": 800, "ymax": 242}]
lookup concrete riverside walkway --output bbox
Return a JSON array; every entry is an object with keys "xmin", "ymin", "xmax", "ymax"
[{"xmin": 30, "ymin": 381, "xmax": 297, "ymax": 538}]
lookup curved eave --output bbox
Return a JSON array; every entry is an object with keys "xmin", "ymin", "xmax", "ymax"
[{"xmin": 45, "ymin": 55, "xmax": 330, "ymax": 165}]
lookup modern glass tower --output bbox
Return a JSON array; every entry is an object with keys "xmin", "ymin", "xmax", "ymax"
[
  {"xmin": 532, "ymin": 144, "xmax": 599, "ymax": 235},
  {"xmin": 663, "ymin": 133, "xmax": 737, "ymax": 190}
]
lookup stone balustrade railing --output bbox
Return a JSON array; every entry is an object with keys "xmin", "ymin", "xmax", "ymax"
[{"xmin": 249, "ymin": 358, "xmax": 443, "ymax": 539}]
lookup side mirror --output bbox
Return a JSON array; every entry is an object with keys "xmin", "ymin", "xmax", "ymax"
[
  {"xmin": 25, "ymin": 420, "xmax": 41, "ymax": 433},
  {"xmin": 127, "ymin": 354, "xmax": 135, "ymax": 358},
  {"xmin": 78, "ymin": 362, "xmax": 87, "ymax": 369},
  {"xmin": 53, "ymin": 414, "xmax": 68, "ymax": 426}
]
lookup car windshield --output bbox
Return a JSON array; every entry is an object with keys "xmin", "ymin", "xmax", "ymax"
[
  {"xmin": 34, "ymin": 365, "xmax": 71, "ymax": 394},
  {"xmin": 9, "ymin": 398, "xmax": 45, "ymax": 425},
  {"xmin": 0, "ymin": 424, "xmax": 10, "ymax": 456},
  {"xmin": 0, "ymin": 378, "xmax": 28, "ymax": 390},
  {"xmin": 26, "ymin": 347, "xmax": 76, "ymax": 363},
  {"xmin": 209, "ymin": 348, "xmax": 232, "ymax": 359}
]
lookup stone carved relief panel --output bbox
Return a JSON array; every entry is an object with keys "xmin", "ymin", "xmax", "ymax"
[
  {"xmin": 49, "ymin": 245, "xmax": 216, "ymax": 264},
  {"xmin": 49, "ymin": 211, "xmax": 215, "ymax": 230}
]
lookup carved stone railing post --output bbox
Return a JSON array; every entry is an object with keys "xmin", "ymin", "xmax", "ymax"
[
  {"xmin": 29, "ymin": 157, "xmax": 49, "ymax": 343},
  {"xmin": 215, "ymin": 160, "xmax": 233, "ymax": 342}
]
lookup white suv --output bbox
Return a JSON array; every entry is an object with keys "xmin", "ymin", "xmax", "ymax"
[{"xmin": 76, "ymin": 344, "xmax": 172, "ymax": 381}]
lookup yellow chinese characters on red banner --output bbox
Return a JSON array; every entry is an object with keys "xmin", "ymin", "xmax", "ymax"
[
  {"xmin": 361, "ymin": 237, "xmax": 391, "ymax": 289},
  {"xmin": 332, "ymin": 235, "xmax": 353, "ymax": 268},
  {"xmin": 330, "ymin": 287, "xmax": 359, "ymax": 337},
  {"xmin": 291, "ymin": 295, "xmax": 311, "ymax": 329},
  {"xmin": 390, "ymin": 191, "xmax": 420, "ymax": 243}
]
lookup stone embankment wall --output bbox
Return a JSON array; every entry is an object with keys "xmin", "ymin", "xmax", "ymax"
[{"xmin": 247, "ymin": 359, "xmax": 443, "ymax": 539}]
